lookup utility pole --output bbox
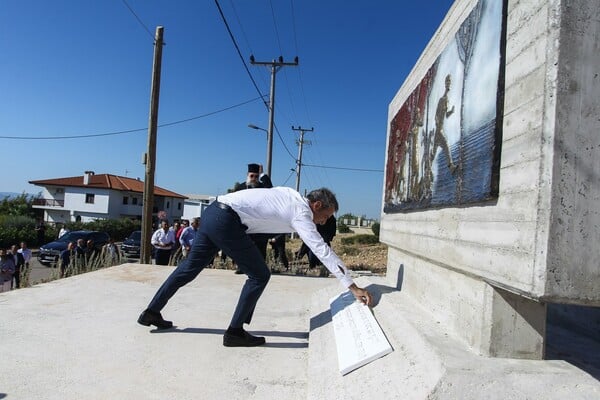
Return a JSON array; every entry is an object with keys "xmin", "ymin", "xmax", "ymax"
[
  {"xmin": 291, "ymin": 126, "xmax": 313, "ymax": 239},
  {"xmin": 250, "ymin": 55, "xmax": 299, "ymax": 178},
  {"xmin": 291, "ymin": 126, "xmax": 313, "ymax": 193},
  {"xmin": 141, "ymin": 26, "xmax": 164, "ymax": 265}
]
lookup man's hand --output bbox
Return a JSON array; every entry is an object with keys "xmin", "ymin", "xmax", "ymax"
[{"xmin": 349, "ymin": 283, "xmax": 373, "ymax": 306}]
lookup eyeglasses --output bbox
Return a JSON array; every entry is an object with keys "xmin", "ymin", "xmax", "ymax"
[{"xmin": 249, "ymin": 173, "xmax": 258, "ymax": 178}]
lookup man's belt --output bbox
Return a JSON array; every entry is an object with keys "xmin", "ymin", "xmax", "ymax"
[{"xmin": 215, "ymin": 201, "xmax": 233, "ymax": 211}]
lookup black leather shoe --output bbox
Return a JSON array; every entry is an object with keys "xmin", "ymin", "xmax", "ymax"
[
  {"xmin": 223, "ymin": 330, "xmax": 266, "ymax": 347},
  {"xmin": 138, "ymin": 309, "xmax": 173, "ymax": 329}
]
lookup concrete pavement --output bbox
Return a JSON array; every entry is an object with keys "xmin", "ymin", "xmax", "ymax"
[
  {"xmin": 0, "ymin": 263, "xmax": 334, "ymax": 400},
  {"xmin": 1, "ymin": 263, "xmax": 598, "ymax": 399}
]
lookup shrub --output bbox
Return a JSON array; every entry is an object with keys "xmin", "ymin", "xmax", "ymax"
[
  {"xmin": 371, "ymin": 222, "xmax": 380, "ymax": 238},
  {"xmin": 66, "ymin": 218, "xmax": 140, "ymax": 241},
  {"xmin": 338, "ymin": 223, "xmax": 352, "ymax": 234},
  {"xmin": 0, "ymin": 217, "xmax": 141, "ymax": 248},
  {"xmin": 0, "ymin": 215, "xmax": 37, "ymax": 248},
  {"xmin": 340, "ymin": 245, "xmax": 360, "ymax": 256},
  {"xmin": 340, "ymin": 234, "xmax": 379, "ymax": 245}
]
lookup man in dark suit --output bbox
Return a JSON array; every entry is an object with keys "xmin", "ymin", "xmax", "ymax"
[
  {"xmin": 297, "ymin": 215, "xmax": 337, "ymax": 269},
  {"xmin": 233, "ymin": 163, "xmax": 272, "ymax": 191},
  {"xmin": 231, "ymin": 163, "xmax": 273, "ymax": 274}
]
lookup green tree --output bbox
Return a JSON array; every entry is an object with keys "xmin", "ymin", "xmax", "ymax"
[{"xmin": 0, "ymin": 193, "xmax": 38, "ymax": 218}]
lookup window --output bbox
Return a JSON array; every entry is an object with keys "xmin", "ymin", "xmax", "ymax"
[
  {"xmin": 123, "ymin": 196, "xmax": 129, "ymax": 205},
  {"xmin": 85, "ymin": 193, "xmax": 95, "ymax": 204},
  {"xmin": 166, "ymin": 201, "xmax": 170, "ymax": 209},
  {"xmin": 178, "ymin": 202, "xmax": 181, "ymax": 210},
  {"xmin": 132, "ymin": 197, "xmax": 138, "ymax": 205}
]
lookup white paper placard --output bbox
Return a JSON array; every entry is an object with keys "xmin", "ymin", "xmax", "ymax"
[{"xmin": 329, "ymin": 291, "xmax": 393, "ymax": 375}]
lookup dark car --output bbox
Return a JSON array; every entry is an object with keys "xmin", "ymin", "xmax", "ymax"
[
  {"xmin": 121, "ymin": 230, "xmax": 142, "ymax": 258},
  {"xmin": 38, "ymin": 230, "xmax": 110, "ymax": 266}
]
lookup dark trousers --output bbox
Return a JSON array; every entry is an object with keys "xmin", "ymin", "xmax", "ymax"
[
  {"xmin": 154, "ymin": 249, "xmax": 172, "ymax": 266},
  {"xmin": 12, "ymin": 266, "xmax": 20, "ymax": 289},
  {"xmin": 147, "ymin": 202, "xmax": 271, "ymax": 328},
  {"xmin": 271, "ymin": 243, "xmax": 289, "ymax": 269}
]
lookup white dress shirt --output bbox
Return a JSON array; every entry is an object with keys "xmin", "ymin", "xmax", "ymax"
[
  {"xmin": 151, "ymin": 228, "xmax": 175, "ymax": 250},
  {"xmin": 218, "ymin": 187, "xmax": 354, "ymax": 288}
]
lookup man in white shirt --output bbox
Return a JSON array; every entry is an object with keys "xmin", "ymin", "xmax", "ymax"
[
  {"xmin": 151, "ymin": 220, "xmax": 175, "ymax": 266},
  {"xmin": 58, "ymin": 224, "xmax": 69, "ymax": 239},
  {"xmin": 138, "ymin": 187, "xmax": 372, "ymax": 347}
]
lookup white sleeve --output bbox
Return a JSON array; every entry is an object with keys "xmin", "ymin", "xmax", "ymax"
[
  {"xmin": 291, "ymin": 209, "xmax": 354, "ymax": 288},
  {"xmin": 150, "ymin": 230, "xmax": 160, "ymax": 246}
]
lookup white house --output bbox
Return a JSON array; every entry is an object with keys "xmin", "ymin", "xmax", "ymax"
[
  {"xmin": 181, "ymin": 194, "xmax": 216, "ymax": 222},
  {"xmin": 30, "ymin": 171, "xmax": 187, "ymax": 224}
]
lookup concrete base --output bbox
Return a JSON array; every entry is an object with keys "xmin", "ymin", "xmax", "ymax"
[
  {"xmin": 386, "ymin": 247, "xmax": 546, "ymax": 359},
  {"xmin": 307, "ymin": 277, "xmax": 600, "ymax": 399},
  {"xmin": 0, "ymin": 263, "xmax": 335, "ymax": 400}
]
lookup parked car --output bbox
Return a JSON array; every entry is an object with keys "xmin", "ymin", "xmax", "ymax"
[
  {"xmin": 121, "ymin": 230, "xmax": 142, "ymax": 258},
  {"xmin": 38, "ymin": 230, "xmax": 110, "ymax": 266}
]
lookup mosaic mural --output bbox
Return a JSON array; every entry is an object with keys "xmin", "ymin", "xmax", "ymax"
[{"xmin": 384, "ymin": 0, "xmax": 505, "ymax": 213}]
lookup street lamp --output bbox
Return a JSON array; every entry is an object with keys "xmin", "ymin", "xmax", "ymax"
[
  {"xmin": 247, "ymin": 124, "xmax": 267, "ymax": 132},
  {"xmin": 247, "ymin": 123, "xmax": 270, "ymax": 174}
]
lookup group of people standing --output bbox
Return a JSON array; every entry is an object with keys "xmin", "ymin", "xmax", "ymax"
[
  {"xmin": 151, "ymin": 218, "xmax": 200, "ymax": 266},
  {"xmin": 0, "ymin": 242, "xmax": 32, "ymax": 292}
]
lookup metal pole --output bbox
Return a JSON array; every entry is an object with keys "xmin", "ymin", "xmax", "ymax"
[
  {"xmin": 295, "ymin": 128, "xmax": 304, "ymax": 192},
  {"xmin": 291, "ymin": 126, "xmax": 313, "ymax": 239},
  {"xmin": 249, "ymin": 55, "xmax": 299, "ymax": 179},
  {"xmin": 141, "ymin": 26, "xmax": 164, "ymax": 265},
  {"xmin": 291, "ymin": 126, "xmax": 313, "ymax": 193},
  {"xmin": 266, "ymin": 64, "xmax": 276, "ymax": 177}
]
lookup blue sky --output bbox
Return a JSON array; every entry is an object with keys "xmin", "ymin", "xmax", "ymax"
[{"xmin": 1, "ymin": 0, "xmax": 454, "ymax": 219}]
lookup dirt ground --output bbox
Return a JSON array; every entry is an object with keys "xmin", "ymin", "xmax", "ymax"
[{"xmin": 272, "ymin": 233, "xmax": 388, "ymax": 276}]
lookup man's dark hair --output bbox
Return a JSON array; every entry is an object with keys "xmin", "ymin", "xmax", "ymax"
[{"xmin": 306, "ymin": 188, "xmax": 339, "ymax": 212}]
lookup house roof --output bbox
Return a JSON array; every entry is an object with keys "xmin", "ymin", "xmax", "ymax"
[{"xmin": 29, "ymin": 174, "xmax": 187, "ymax": 199}]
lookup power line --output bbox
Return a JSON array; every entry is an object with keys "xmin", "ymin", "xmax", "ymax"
[
  {"xmin": 302, "ymin": 163, "xmax": 383, "ymax": 173},
  {"xmin": 0, "ymin": 96, "xmax": 263, "ymax": 140},
  {"xmin": 121, "ymin": 0, "xmax": 155, "ymax": 41},
  {"xmin": 289, "ymin": 0, "xmax": 312, "ymax": 125},
  {"xmin": 214, "ymin": 0, "xmax": 267, "ymax": 108},
  {"xmin": 269, "ymin": 0, "xmax": 285, "ymax": 57},
  {"xmin": 280, "ymin": 168, "xmax": 296, "ymax": 186}
]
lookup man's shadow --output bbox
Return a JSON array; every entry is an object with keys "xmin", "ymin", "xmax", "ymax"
[
  {"xmin": 310, "ymin": 264, "xmax": 404, "ymax": 332},
  {"xmin": 151, "ymin": 327, "xmax": 309, "ymax": 348}
]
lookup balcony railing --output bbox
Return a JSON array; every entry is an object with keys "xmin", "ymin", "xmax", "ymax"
[{"xmin": 32, "ymin": 198, "xmax": 64, "ymax": 207}]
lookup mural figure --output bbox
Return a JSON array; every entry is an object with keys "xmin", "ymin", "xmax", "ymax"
[
  {"xmin": 432, "ymin": 74, "xmax": 457, "ymax": 174},
  {"xmin": 420, "ymin": 128, "xmax": 435, "ymax": 201},
  {"xmin": 409, "ymin": 107, "xmax": 423, "ymax": 200},
  {"xmin": 391, "ymin": 128, "xmax": 408, "ymax": 200}
]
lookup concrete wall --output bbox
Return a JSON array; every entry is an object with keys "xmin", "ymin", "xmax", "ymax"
[
  {"xmin": 381, "ymin": 0, "xmax": 599, "ymax": 357},
  {"xmin": 546, "ymin": 1, "xmax": 600, "ymax": 304}
]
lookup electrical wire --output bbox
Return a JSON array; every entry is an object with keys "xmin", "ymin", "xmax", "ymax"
[
  {"xmin": 0, "ymin": 96, "xmax": 263, "ymax": 140},
  {"xmin": 214, "ymin": 0, "xmax": 268, "ymax": 109},
  {"xmin": 269, "ymin": 0, "xmax": 298, "ymax": 123},
  {"xmin": 289, "ymin": 0, "xmax": 312, "ymax": 125},
  {"xmin": 302, "ymin": 163, "xmax": 383, "ymax": 173},
  {"xmin": 121, "ymin": 0, "xmax": 155, "ymax": 41},
  {"xmin": 280, "ymin": 168, "xmax": 296, "ymax": 186}
]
